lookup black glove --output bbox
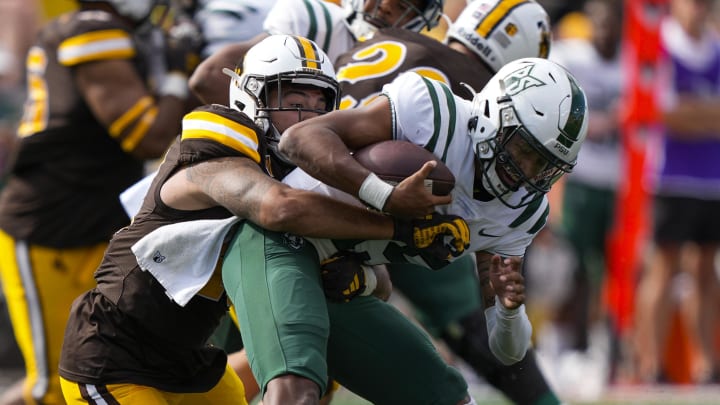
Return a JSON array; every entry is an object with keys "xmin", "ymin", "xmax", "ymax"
[
  {"xmin": 393, "ymin": 213, "xmax": 471, "ymax": 269},
  {"xmin": 164, "ymin": 20, "xmax": 203, "ymax": 75},
  {"xmin": 320, "ymin": 251, "xmax": 368, "ymax": 302}
]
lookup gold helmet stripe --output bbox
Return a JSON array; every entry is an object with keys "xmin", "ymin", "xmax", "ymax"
[
  {"xmin": 290, "ymin": 36, "xmax": 320, "ymax": 69},
  {"xmin": 475, "ymin": 0, "xmax": 530, "ymax": 38}
]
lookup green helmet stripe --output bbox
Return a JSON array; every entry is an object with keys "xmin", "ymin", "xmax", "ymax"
[{"xmin": 557, "ymin": 74, "xmax": 586, "ymax": 148}]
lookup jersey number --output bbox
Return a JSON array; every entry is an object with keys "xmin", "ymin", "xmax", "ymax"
[{"xmin": 337, "ymin": 40, "xmax": 449, "ymax": 109}]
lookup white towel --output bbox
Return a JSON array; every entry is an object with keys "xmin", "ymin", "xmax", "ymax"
[
  {"xmin": 131, "ymin": 216, "xmax": 241, "ymax": 306},
  {"xmin": 120, "ymin": 171, "xmax": 158, "ymax": 218}
]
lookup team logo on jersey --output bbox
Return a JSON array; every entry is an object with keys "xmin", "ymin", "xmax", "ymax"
[
  {"xmin": 478, "ymin": 228, "xmax": 499, "ymax": 238},
  {"xmin": 502, "ymin": 64, "xmax": 545, "ymax": 96},
  {"xmin": 283, "ymin": 233, "xmax": 304, "ymax": 250},
  {"xmin": 153, "ymin": 250, "xmax": 166, "ymax": 263}
]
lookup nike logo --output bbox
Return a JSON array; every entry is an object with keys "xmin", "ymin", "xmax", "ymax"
[{"xmin": 478, "ymin": 228, "xmax": 499, "ymax": 238}]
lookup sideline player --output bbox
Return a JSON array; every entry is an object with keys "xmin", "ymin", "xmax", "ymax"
[{"xmin": 189, "ymin": 0, "xmax": 444, "ymax": 105}]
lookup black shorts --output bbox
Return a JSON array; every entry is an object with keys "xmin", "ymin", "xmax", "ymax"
[{"xmin": 653, "ymin": 195, "xmax": 720, "ymax": 243}]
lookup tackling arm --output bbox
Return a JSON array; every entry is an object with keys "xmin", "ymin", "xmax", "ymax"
[{"xmin": 161, "ymin": 156, "xmax": 396, "ymax": 240}]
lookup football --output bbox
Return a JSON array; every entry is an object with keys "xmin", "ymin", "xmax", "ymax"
[{"xmin": 353, "ymin": 140, "xmax": 455, "ymax": 196}]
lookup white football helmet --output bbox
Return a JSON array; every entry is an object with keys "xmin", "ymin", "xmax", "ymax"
[
  {"xmin": 344, "ymin": 0, "xmax": 444, "ymax": 40},
  {"xmin": 224, "ymin": 35, "xmax": 339, "ymax": 170},
  {"xmin": 468, "ymin": 57, "xmax": 588, "ymax": 208},
  {"xmin": 79, "ymin": 0, "xmax": 169, "ymax": 23},
  {"xmin": 447, "ymin": 0, "xmax": 551, "ymax": 73}
]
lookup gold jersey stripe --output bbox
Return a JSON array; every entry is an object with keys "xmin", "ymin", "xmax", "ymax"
[
  {"xmin": 475, "ymin": 0, "xmax": 529, "ymax": 38},
  {"xmin": 58, "ymin": 29, "xmax": 135, "ymax": 66},
  {"xmin": 181, "ymin": 111, "xmax": 261, "ymax": 163},
  {"xmin": 121, "ymin": 106, "xmax": 157, "ymax": 152},
  {"xmin": 109, "ymin": 96, "xmax": 154, "ymax": 138}
]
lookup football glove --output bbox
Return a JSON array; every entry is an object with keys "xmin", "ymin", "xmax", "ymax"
[
  {"xmin": 320, "ymin": 251, "xmax": 368, "ymax": 302},
  {"xmin": 393, "ymin": 214, "xmax": 471, "ymax": 269}
]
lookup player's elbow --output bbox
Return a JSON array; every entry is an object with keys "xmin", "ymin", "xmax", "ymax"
[
  {"xmin": 188, "ymin": 66, "xmax": 216, "ymax": 104},
  {"xmin": 256, "ymin": 188, "xmax": 307, "ymax": 232},
  {"xmin": 489, "ymin": 340, "xmax": 529, "ymax": 366},
  {"xmin": 277, "ymin": 123, "xmax": 306, "ymax": 159}
]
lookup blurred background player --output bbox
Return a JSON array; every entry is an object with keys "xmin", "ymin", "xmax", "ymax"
[
  {"xmin": 0, "ymin": 0, "xmax": 201, "ymax": 403},
  {"xmin": 190, "ymin": 0, "xmax": 444, "ymax": 104},
  {"xmin": 634, "ymin": 0, "xmax": 720, "ymax": 385},
  {"xmin": 335, "ymin": 0, "xmax": 550, "ymax": 107},
  {"xmin": 0, "ymin": 0, "xmax": 40, "ymax": 395},
  {"xmin": 192, "ymin": 0, "xmax": 278, "ymax": 58},
  {"xmin": 0, "ymin": 0, "xmax": 38, "ymax": 189},
  {"xmin": 332, "ymin": 1, "xmax": 561, "ymax": 404}
]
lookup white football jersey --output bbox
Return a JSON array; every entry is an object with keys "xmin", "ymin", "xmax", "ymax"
[
  {"xmin": 282, "ymin": 72, "xmax": 550, "ymax": 265},
  {"xmin": 383, "ymin": 72, "xmax": 549, "ymax": 257},
  {"xmin": 263, "ymin": 0, "xmax": 356, "ymax": 63}
]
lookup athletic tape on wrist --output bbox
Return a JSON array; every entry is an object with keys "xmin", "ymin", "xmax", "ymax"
[
  {"xmin": 359, "ymin": 265, "xmax": 377, "ymax": 296},
  {"xmin": 358, "ymin": 172, "xmax": 394, "ymax": 211},
  {"xmin": 158, "ymin": 72, "xmax": 189, "ymax": 99}
]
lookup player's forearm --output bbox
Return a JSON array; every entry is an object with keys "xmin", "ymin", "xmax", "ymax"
[
  {"xmin": 260, "ymin": 189, "xmax": 394, "ymax": 240},
  {"xmin": 484, "ymin": 297, "xmax": 532, "ymax": 366},
  {"xmin": 280, "ymin": 117, "xmax": 371, "ymax": 197}
]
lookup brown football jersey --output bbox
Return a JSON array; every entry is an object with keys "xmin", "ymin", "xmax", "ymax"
[
  {"xmin": 0, "ymin": 10, "xmax": 153, "ymax": 247},
  {"xmin": 335, "ymin": 27, "xmax": 494, "ymax": 110},
  {"xmin": 59, "ymin": 105, "xmax": 265, "ymax": 392}
]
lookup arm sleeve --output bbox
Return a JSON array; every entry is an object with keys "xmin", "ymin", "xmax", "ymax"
[{"xmin": 484, "ymin": 296, "xmax": 532, "ymax": 365}]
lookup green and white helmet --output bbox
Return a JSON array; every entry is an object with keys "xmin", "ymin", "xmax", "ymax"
[{"xmin": 468, "ymin": 57, "xmax": 588, "ymax": 208}]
